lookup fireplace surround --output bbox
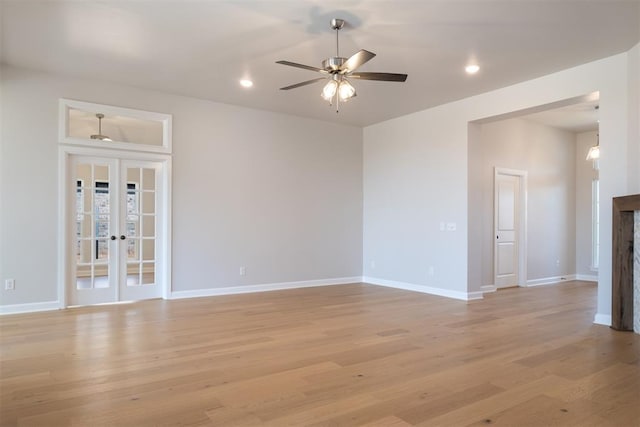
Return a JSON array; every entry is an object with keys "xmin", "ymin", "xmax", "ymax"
[{"xmin": 611, "ymin": 194, "xmax": 640, "ymax": 331}]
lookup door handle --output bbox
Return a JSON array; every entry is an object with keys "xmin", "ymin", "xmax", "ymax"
[
  {"xmin": 120, "ymin": 235, "xmax": 126, "ymax": 240},
  {"xmin": 110, "ymin": 235, "xmax": 117, "ymax": 241}
]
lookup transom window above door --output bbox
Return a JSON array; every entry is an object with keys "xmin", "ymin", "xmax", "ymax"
[{"xmin": 59, "ymin": 99, "xmax": 172, "ymax": 154}]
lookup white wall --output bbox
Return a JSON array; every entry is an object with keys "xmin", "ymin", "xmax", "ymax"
[
  {"xmin": 473, "ymin": 118, "xmax": 577, "ymax": 286},
  {"xmin": 628, "ymin": 43, "xmax": 640, "ymax": 194},
  {"xmin": 575, "ymin": 131, "xmax": 599, "ymax": 278},
  {"xmin": 364, "ymin": 52, "xmax": 635, "ymax": 320},
  {"xmin": 0, "ymin": 65, "xmax": 363, "ymax": 307},
  {"xmin": 171, "ymin": 98, "xmax": 363, "ymax": 291},
  {"xmin": 363, "ymin": 107, "xmax": 470, "ymax": 297}
]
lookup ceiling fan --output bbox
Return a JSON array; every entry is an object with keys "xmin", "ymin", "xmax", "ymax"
[{"xmin": 276, "ymin": 18, "xmax": 408, "ymax": 112}]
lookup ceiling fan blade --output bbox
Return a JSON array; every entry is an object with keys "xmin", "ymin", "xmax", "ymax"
[
  {"xmin": 340, "ymin": 49, "xmax": 376, "ymax": 73},
  {"xmin": 279, "ymin": 77, "xmax": 327, "ymax": 90},
  {"xmin": 349, "ymin": 72, "xmax": 408, "ymax": 82},
  {"xmin": 276, "ymin": 60, "xmax": 328, "ymax": 74}
]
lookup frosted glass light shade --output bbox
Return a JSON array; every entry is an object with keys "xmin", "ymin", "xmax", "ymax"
[
  {"xmin": 321, "ymin": 80, "xmax": 338, "ymax": 100},
  {"xmin": 586, "ymin": 145, "xmax": 600, "ymax": 160},
  {"xmin": 338, "ymin": 80, "xmax": 356, "ymax": 100}
]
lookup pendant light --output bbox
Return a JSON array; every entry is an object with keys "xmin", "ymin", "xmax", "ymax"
[
  {"xmin": 585, "ymin": 134, "xmax": 600, "ymax": 160},
  {"xmin": 586, "ymin": 106, "xmax": 599, "ymax": 160},
  {"xmin": 90, "ymin": 113, "xmax": 112, "ymax": 141}
]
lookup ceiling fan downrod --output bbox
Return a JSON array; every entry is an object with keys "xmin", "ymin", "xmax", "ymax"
[{"xmin": 331, "ymin": 18, "xmax": 344, "ymax": 57}]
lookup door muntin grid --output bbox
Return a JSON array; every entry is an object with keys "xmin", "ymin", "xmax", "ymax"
[
  {"xmin": 124, "ymin": 167, "xmax": 156, "ymax": 286},
  {"xmin": 75, "ymin": 162, "xmax": 113, "ymax": 290}
]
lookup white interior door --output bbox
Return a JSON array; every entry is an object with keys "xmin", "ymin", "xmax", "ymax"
[
  {"xmin": 118, "ymin": 160, "xmax": 162, "ymax": 302},
  {"xmin": 71, "ymin": 156, "xmax": 118, "ymax": 305},
  {"xmin": 494, "ymin": 171, "xmax": 521, "ymax": 288},
  {"xmin": 69, "ymin": 155, "xmax": 163, "ymax": 305}
]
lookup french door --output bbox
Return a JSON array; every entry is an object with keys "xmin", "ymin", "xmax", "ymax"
[{"xmin": 70, "ymin": 155, "xmax": 164, "ymax": 305}]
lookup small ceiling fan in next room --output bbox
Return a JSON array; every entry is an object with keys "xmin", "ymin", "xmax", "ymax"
[{"xmin": 276, "ymin": 18, "xmax": 408, "ymax": 113}]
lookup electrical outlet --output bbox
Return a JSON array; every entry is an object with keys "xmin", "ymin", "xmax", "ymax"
[
  {"xmin": 446, "ymin": 222, "xmax": 457, "ymax": 231},
  {"xmin": 239, "ymin": 267, "xmax": 246, "ymax": 276},
  {"xmin": 370, "ymin": 260, "xmax": 376, "ymax": 269},
  {"xmin": 5, "ymin": 279, "xmax": 15, "ymax": 290},
  {"xmin": 428, "ymin": 266, "xmax": 434, "ymax": 277}
]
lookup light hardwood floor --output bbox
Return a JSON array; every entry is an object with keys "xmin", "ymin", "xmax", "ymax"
[{"xmin": 1, "ymin": 281, "xmax": 638, "ymax": 426}]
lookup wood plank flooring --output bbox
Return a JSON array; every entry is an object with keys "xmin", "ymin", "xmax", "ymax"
[{"xmin": 1, "ymin": 281, "xmax": 639, "ymax": 426}]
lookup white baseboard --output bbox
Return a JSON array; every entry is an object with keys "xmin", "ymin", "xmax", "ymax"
[
  {"xmin": 481, "ymin": 285, "xmax": 497, "ymax": 293},
  {"xmin": 170, "ymin": 276, "xmax": 362, "ymax": 300},
  {"xmin": 575, "ymin": 274, "xmax": 598, "ymax": 282},
  {"xmin": 525, "ymin": 275, "xmax": 577, "ymax": 287},
  {"xmin": 363, "ymin": 276, "xmax": 483, "ymax": 301},
  {"xmin": 0, "ymin": 301, "xmax": 61, "ymax": 315},
  {"xmin": 593, "ymin": 313, "xmax": 612, "ymax": 326}
]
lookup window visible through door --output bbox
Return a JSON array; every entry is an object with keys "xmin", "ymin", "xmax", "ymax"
[{"xmin": 76, "ymin": 180, "xmax": 139, "ymax": 260}]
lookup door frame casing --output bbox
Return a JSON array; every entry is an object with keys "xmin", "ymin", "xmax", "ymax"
[
  {"xmin": 58, "ymin": 145, "xmax": 172, "ymax": 307},
  {"xmin": 493, "ymin": 167, "xmax": 528, "ymax": 288}
]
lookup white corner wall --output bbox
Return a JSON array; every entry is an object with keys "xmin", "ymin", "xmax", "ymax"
[
  {"xmin": 0, "ymin": 65, "xmax": 363, "ymax": 309},
  {"xmin": 364, "ymin": 52, "xmax": 636, "ymax": 320}
]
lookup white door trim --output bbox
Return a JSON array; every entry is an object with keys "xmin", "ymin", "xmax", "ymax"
[
  {"xmin": 58, "ymin": 145, "xmax": 172, "ymax": 308},
  {"xmin": 494, "ymin": 167, "xmax": 528, "ymax": 287}
]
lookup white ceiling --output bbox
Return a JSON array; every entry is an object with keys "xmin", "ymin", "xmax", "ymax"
[
  {"xmin": 1, "ymin": 1, "xmax": 638, "ymax": 127},
  {"xmin": 523, "ymin": 99, "xmax": 600, "ymax": 133}
]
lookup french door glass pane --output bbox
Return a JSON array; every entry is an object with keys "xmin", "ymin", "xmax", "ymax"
[
  {"xmin": 143, "ymin": 216, "xmax": 155, "ymax": 237},
  {"xmin": 95, "ymin": 222, "xmax": 109, "ymax": 238},
  {"xmin": 127, "ymin": 239, "xmax": 140, "ymax": 260},
  {"xmin": 127, "ymin": 265, "xmax": 141, "ymax": 286},
  {"xmin": 96, "ymin": 239, "xmax": 109, "ymax": 260},
  {"xmin": 124, "ymin": 166, "xmax": 156, "ymax": 287},
  {"xmin": 75, "ymin": 162, "xmax": 112, "ymax": 291},
  {"xmin": 142, "ymin": 265, "xmax": 155, "ymax": 285},
  {"xmin": 94, "ymin": 265, "xmax": 109, "ymax": 289},
  {"xmin": 126, "ymin": 218, "xmax": 139, "ymax": 237},
  {"xmin": 143, "ymin": 168, "xmax": 155, "ymax": 190},
  {"xmin": 142, "ymin": 192, "xmax": 155, "ymax": 214},
  {"xmin": 142, "ymin": 239, "xmax": 155, "ymax": 260}
]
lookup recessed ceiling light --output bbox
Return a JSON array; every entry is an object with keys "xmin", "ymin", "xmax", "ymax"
[
  {"xmin": 465, "ymin": 64, "xmax": 480, "ymax": 74},
  {"xmin": 240, "ymin": 79, "xmax": 253, "ymax": 88}
]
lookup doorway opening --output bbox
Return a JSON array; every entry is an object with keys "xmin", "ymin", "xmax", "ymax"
[{"xmin": 468, "ymin": 92, "xmax": 600, "ymax": 293}]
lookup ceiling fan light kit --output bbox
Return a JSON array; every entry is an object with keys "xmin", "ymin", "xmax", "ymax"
[{"xmin": 277, "ymin": 18, "xmax": 408, "ymax": 113}]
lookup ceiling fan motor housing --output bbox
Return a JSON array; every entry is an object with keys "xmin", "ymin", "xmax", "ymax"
[{"xmin": 322, "ymin": 57, "xmax": 346, "ymax": 72}]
